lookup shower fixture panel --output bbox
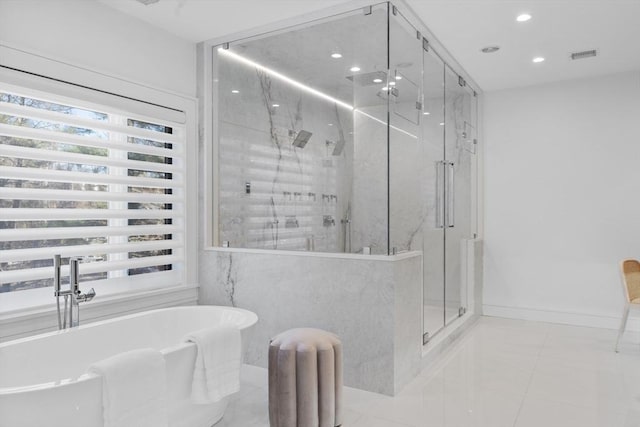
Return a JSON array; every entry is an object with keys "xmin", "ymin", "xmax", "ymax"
[{"xmin": 292, "ymin": 130, "xmax": 312, "ymax": 148}]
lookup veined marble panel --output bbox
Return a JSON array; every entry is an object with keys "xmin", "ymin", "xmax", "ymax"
[
  {"xmin": 216, "ymin": 51, "xmax": 355, "ymax": 252},
  {"xmin": 214, "ymin": 25, "xmax": 394, "ymax": 255},
  {"xmin": 350, "ymin": 106, "xmax": 389, "ymax": 255},
  {"xmin": 199, "ymin": 248, "xmax": 422, "ymax": 395}
]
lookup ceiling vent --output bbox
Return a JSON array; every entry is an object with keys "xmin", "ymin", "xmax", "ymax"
[{"xmin": 570, "ymin": 49, "xmax": 597, "ymax": 60}]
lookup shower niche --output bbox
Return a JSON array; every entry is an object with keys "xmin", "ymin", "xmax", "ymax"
[{"xmin": 211, "ymin": 2, "xmax": 479, "ymax": 342}]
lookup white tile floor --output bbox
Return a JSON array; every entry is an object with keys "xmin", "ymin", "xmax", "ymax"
[{"xmin": 222, "ymin": 316, "xmax": 640, "ymax": 427}]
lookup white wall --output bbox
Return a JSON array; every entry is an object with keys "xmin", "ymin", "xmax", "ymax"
[
  {"xmin": 0, "ymin": 0, "xmax": 196, "ymax": 96},
  {"xmin": 483, "ymin": 71, "xmax": 640, "ymax": 329}
]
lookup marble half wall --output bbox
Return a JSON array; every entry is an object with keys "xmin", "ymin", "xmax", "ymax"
[{"xmin": 199, "ymin": 248, "xmax": 423, "ymax": 395}]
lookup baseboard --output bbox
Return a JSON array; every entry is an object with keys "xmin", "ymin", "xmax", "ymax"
[{"xmin": 483, "ymin": 304, "xmax": 640, "ymax": 332}]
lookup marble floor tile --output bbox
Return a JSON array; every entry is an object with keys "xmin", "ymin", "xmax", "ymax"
[
  {"xmin": 220, "ymin": 316, "xmax": 640, "ymax": 427},
  {"xmin": 514, "ymin": 396, "xmax": 632, "ymax": 427},
  {"xmin": 351, "ymin": 415, "xmax": 413, "ymax": 427}
]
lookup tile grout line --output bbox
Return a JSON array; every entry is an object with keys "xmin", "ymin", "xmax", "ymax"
[{"xmin": 511, "ymin": 323, "xmax": 550, "ymax": 427}]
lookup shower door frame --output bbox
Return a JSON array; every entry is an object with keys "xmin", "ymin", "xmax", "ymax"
[{"xmin": 385, "ymin": 4, "xmax": 483, "ymax": 345}]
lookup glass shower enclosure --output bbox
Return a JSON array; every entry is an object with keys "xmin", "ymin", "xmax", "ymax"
[{"xmin": 211, "ymin": 2, "xmax": 479, "ymax": 341}]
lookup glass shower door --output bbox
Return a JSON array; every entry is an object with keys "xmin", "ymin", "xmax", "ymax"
[
  {"xmin": 421, "ymin": 47, "xmax": 446, "ymax": 342},
  {"xmin": 388, "ymin": 10, "xmax": 448, "ymax": 343},
  {"xmin": 444, "ymin": 65, "xmax": 476, "ymax": 325}
]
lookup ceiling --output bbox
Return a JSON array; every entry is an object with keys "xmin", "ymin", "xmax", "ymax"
[{"xmin": 98, "ymin": 0, "xmax": 640, "ymax": 91}]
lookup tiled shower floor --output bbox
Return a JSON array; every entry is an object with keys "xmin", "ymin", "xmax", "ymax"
[{"xmin": 220, "ymin": 316, "xmax": 640, "ymax": 427}]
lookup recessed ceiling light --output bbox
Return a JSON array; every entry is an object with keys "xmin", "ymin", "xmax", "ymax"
[
  {"xmin": 516, "ymin": 13, "xmax": 532, "ymax": 22},
  {"xmin": 231, "ymin": 89, "xmax": 239, "ymax": 94},
  {"xmin": 373, "ymin": 78, "xmax": 383, "ymax": 83},
  {"xmin": 532, "ymin": 57, "xmax": 545, "ymax": 63},
  {"xmin": 331, "ymin": 53, "xmax": 342, "ymax": 59},
  {"xmin": 328, "ymin": 123, "xmax": 334, "ymax": 126},
  {"xmin": 272, "ymin": 104, "xmax": 279, "ymax": 107},
  {"xmin": 389, "ymin": 81, "xmax": 396, "ymax": 86},
  {"xmin": 350, "ymin": 66, "xmax": 361, "ymax": 72},
  {"xmin": 423, "ymin": 111, "xmax": 430, "ymax": 115},
  {"xmin": 395, "ymin": 75, "xmax": 402, "ymax": 80},
  {"xmin": 381, "ymin": 87, "xmax": 389, "ymax": 91},
  {"xmin": 481, "ymin": 46, "xmax": 500, "ymax": 53},
  {"xmin": 439, "ymin": 122, "xmax": 445, "ymax": 126},
  {"xmin": 135, "ymin": 0, "xmax": 159, "ymax": 4}
]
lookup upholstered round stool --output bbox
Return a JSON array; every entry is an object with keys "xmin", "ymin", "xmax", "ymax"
[{"xmin": 268, "ymin": 328, "xmax": 343, "ymax": 427}]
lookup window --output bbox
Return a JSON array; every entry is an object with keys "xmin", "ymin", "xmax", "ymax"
[{"xmin": 0, "ymin": 81, "xmax": 186, "ymax": 295}]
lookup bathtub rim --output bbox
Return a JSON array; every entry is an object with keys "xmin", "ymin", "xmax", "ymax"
[{"xmin": 0, "ymin": 305, "xmax": 258, "ymax": 394}]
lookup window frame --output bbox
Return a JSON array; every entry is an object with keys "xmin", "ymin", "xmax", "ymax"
[{"xmin": 0, "ymin": 45, "xmax": 198, "ymax": 339}]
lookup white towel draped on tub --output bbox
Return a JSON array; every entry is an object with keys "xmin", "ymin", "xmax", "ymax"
[
  {"xmin": 88, "ymin": 348, "xmax": 168, "ymax": 427},
  {"xmin": 184, "ymin": 326, "xmax": 241, "ymax": 404}
]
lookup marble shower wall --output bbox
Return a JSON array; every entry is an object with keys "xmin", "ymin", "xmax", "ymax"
[
  {"xmin": 199, "ymin": 248, "xmax": 423, "ymax": 395},
  {"xmin": 389, "ymin": 105, "xmax": 427, "ymax": 254},
  {"xmin": 216, "ymin": 52, "xmax": 354, "ymax": 252},
  {"xmin": 350, "ymin": 106, "xmax": 389, "ymax": 255}
]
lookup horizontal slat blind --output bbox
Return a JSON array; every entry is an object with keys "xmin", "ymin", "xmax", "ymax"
[
  {"xmin": 0, "ymin": 83, "xmax": 186, "ymax": 294},
  {"xmin": 2, "ymin": 240, "xmax": 182, "ymax": 262}
]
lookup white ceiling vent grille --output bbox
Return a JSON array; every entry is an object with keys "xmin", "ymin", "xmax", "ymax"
[{"xmin": 570, "ymin": 49, "xmax": 597, "ymax": 60}]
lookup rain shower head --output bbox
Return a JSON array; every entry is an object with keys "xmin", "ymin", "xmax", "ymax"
[
  {"xmin": 346, "ymin": 70, "xmax": 387, "ymax": 87},
  {"xmin": 292, "ymin": 130, "xmax": 312, "ymax": 148}
]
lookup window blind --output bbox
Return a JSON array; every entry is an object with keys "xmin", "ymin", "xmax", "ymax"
[{"xmin": 0, "ymin": 81, "xmax": 185, "ymax": 293}]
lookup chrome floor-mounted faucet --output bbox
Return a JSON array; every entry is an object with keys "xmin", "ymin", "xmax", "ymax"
[{"xmin": 54, "ymin": 255, "xmax": 97, "ymax": 330}]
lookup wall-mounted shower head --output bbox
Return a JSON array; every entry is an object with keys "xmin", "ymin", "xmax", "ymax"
[
  {"xmin": 332, "ymin": 139, "xmax": 345, "ymax": 156},
  {"xmin": 292, "ymin": 130, "xmax": 312, "ymax": 148}
]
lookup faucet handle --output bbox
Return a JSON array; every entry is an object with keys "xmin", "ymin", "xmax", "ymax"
[{"xmin": 76, "ymin": 288, "xmax": 96, "ymax": 303}]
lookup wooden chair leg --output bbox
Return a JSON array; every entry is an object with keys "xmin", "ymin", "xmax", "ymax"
[{"xmin": 615, "ymin": 304, "xmax": 630, "ymax": 353}]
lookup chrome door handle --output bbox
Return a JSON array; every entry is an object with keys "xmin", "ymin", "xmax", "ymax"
[
  {"xmin": 446, "ymin": 161, "xmax": 455, "ymax": 227},
  {"xmin": 435, "ymin": 161, "xmax": 445, "ymax": 228}
]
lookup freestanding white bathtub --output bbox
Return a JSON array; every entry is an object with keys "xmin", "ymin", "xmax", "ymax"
[{"xmin": 0, "ymin": 306, "xmax": 258, "ymax": 427}]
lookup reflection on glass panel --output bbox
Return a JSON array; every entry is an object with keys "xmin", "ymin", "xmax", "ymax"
[
  {"xmin": 421, "ymin": 47, "xmax": 447, "ymax": 340},
  {"xmin": 214, "ymin": 5, "xmax": 389, "ymax": 254},
  {"xmin": 389, "ymin": 10, "xmax": 423, "ymax": 254},
  {"xmin": 444, "ymin": 65, "xmax": 475, "ymax": 326}
]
